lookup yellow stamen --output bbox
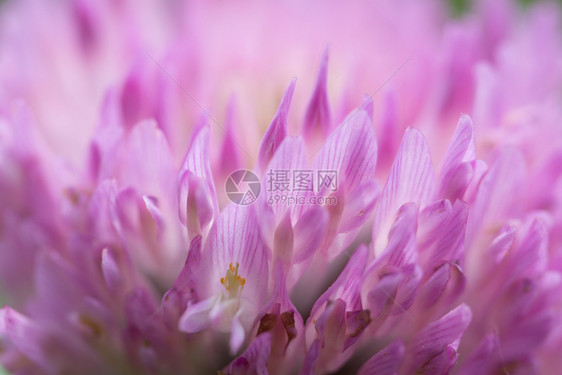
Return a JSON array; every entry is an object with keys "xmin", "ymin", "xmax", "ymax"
[{"xmin": 220, "ymin": 262, "xmax": 246, "ymax": 298}]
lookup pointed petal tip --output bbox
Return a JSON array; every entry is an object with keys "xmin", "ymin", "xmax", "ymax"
[
  {"xmin": 403, "ymin": 126, "xmax": 423, "ymax": 140},
  {"xmin": 319, "ymin": 47, "xmax": 329, "ymax": 75},
  {"xmin": 225, "ymin": 94, "xmax": 238, "ymax": 118},
  {"xmin": 278, "ymin": 77, "xmax": 297, "ymax": 118},
  {"xmin": 458, "ymin": 113, "xmax": 473, "ymax": 126},
  {"xmin": 453, "ymin": 303, "xmax": 472, "ymax": 323},
  {"xmin": 101, "ymin": 248, "xmax": 123, "ymax": 291},
  {"xmin": 257, "ymin": 79, "xmax": 297, "ymax": 170},
  {"xmin": 361, "ymin": 94, "xmax": 374, "ymax": 120},
  {"xmin": 281, "ymin": 78, "xmax": 297, "ymax": 109},
  {"xmin": 192, "ymin": 120, "xmax": 211, "ymax": 143},
  {"xmin": 303, "ymin": 51, "xmax": 333, "ymax": 141}
]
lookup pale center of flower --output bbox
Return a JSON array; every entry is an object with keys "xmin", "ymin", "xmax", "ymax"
[{"xmin": 220, "ymin": 262, "xmax": 245, "ymax": 299}]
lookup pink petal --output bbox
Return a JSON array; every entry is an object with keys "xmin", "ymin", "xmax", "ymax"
[
  {"xmin": 88, "ymin": 179, "xmax": 120, "ymax": 242},
  {"xmin": 361, "ymin": 94, "xmax": 374, "ymax": 121},
  {"xmin": 303, "ymin": 48, "xmax": 332, "ymax": 142},
  {"xmin": 438, "ymin": 114, "xmax": 476, "ymax": 201},
  {"xmin": 230, "ymin": 309, "xmax": 246, "ymax": 354},
  {"xmin": 273, "ymin": 211, "xmax": 294, "ymax": 269},
  {"xmin": 500, "ymin": 311, "xmax": 553, "ymax": 360},
  {"xmin": 292, "ymin": 205, "xmax": 329, "ymax": 264},
  {"xmin": 440, "ymin": 114, "xmax": 476, "ymax": 173},
  {"xmin": 177, "ymin": 170, "xmax": 214, "ymax": 237},
  {"xmin": 262, "ymin": 136, "xmax": 308, "ymax": 221},
  {"xmin": 339, "ymin": 180, "xmax": 380, "ymax": 233},
  {"xmin": 178, "ymin": 296, "xmax": 216, "ymax": 333},
  {"xmin": 414, "ymin": 345, "xmax": 458, "ymax": 375},
  {"xmin": 0, "ymin": 308, "xmax": 51, "ymax": 371},
  {"xmin": 260, "ymin": 260, "xmax": 299, "ymax": 316},
  {"xmin": 463, "ymin": 159, "xmax": 488, "ymax": 203},
  {"xmin": 342, "ymin": 308, "xmax": 371, "ymax": 350},
  {"xmin": 313, "ymin": 109, "xmax": 377, "ymax": 194},
  {"xmin": 311, "ymin": 245, "xmax": 368, "ymax": 319},
  {"xmin": 180, "ymin": 123, "xmax": 211, "ymax": 182},
  {"xmin": 417, "ymin": 200, "xmax": 453, "ymax": 250},
  {"xmin": 392, "ymin": 264, "xmax": 421, "ymax": 315},
  {"xmin": 101, "ymin": 247, "xmax": 122, "ymax": 292},
  {"xmin": 374, "ymin": 128, "xmax": 435, "ymax": 253},
  {"xmin": 118, "ymin": 120, "xmax": 176, "ymax": 202},
  {"xmin": 162, "ymin": 235, "xmax": 203, "ymax": 327},
  {"xmin": 32, "ymin": 251, "xmax": 85, "ymax": 320},
  {"xmin": 418, "ymin": 262, "xmax": 466, "ymax": 309},
  {"xmin": 171, "ymin": 235, "xmax": 202, "ymax": 293},
  {"xmin": 142, "ymin": 195, "xmax": 166, "ymax": 238},
  {"xmin": 487, "ymin": 224, "xmax": 516, "ymax": 266},
  {"xmin": 89, "ymin": 90, "xmax": 124, "ymax": 181},
  {"xmin": 418, "ymin": 263, "xmax": 452, "ymax": 308},
  {"xmin": 358, "ymin": 339, "xmax": 405, "ymax": 375},
  {"xmin": 120, "ymin": 65, "xmax": 150, "ymax": 130},
  {"xmin": 456, "ymin": 333, "xmax": 499, "ymax": 375},
  {"xmin": 383, "ymin": 202, "xmax": 419, "ymax": 268},
  {"xmin": 409, "ymin": 304, "xmax": 472, "ymax": 369},
  {"xmin": 258, "ymin": 78, "xmax": 296, "ymax": 171},
  {"xmin": 503, "ymin": 216, "xmax": 548, "ymax": 284},
  {"xmin": 256, "ymin": 261, "xmax": 304, "ymax": 355},
  {"xmin": 113, "ymin": 186, "xmax": 137, "ymax": 234},
  {"xmin": 314, "ymin": 298, "xmax": 347, "ymax": 348},
  {"xmin": 218, "ymin": 97, "xmax": 243, "ymax": 177},
  {"xmin": 424, "ymin": 200, "xmax": 468, "ymax": 272},
  {"xmin": 222, "ymin": 332, "xmax": 272, "ymax": 375},
  {"xmin": 466, "ymin": 147, "xmax": 525, "ymax": 245},
  {"xmin": 178, "ymin": 123, "xmax": 219, "ymax": 225},
  {"xmin": 376, "ymin": 90, "xmax": 399, "ymax": 170},
  {"xmin": 209, "ymin": 298, "xmax": 239, "ymax": 326},
  {"xmin": 113, "ymin": 186, "xmax": 181, "ymax": 280},
  {"xmin": 3, "ymin": 306, "xmax": 104, "ymax": 372},
  {"xmin": 301, "ymin": 339, "xmax": 321, "ymax": 375},
  {"xmin": 439, "ymin": 162, "xmax": 474, "ymax": 202},
  {"xmin": 124, "ymin": 288, "xmax": 164, "ymax": 344},
  {"xmin": 202, "ymin": 205, "xmax": 269, "ymax": 306},
  {"xmin": 365, "ymin": 272, "xmax": 401, "ymax": 322}
]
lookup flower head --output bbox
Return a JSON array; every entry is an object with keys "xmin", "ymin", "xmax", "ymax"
[{"xmin": 1, "ymin": 0, "xmax": 562, "ymax": 374}]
